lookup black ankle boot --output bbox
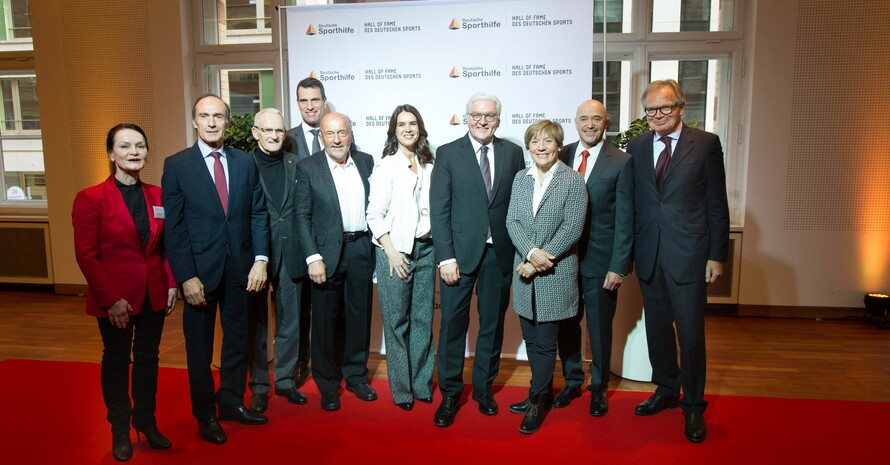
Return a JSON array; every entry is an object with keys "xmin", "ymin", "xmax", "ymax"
[
  {"xmin": 112, "ymin": 432, "xmax": 133, "ymax": 462},
  {"xmin": 134, "ymin": 424, "xmax": 171, "ymax": 449},
  {"xmin": 519, "ymin": 390, "xmax": 552, "ymax": 434}
]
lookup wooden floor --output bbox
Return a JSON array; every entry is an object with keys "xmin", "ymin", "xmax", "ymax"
[{"xmin": 2, "ymin": 290, "xmax": 889, "ymax": 402}]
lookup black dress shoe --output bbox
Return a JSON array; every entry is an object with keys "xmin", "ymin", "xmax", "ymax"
[
  {"xmin": 218, "ymin": 405, "xmax": 269, "ymax": 425},
  {"xmin": 589, "ymin": 391, "xmax": 608, "ymax": 417},
  {"xmin": 134, "ymin": 424, "xmax": 171, "ymax": 449},
  {"xmin": 395, "ymin": 401, "xmax": 414, "ymax": 411},
  {"xmin": 294, "ymin": 364, "xmax": 310, "ymax": 388},
  {"xmin": 198, "ymin": 417, "xmax": 227, "ymax": 445},
  {"xmin": 634, "ymin": 394, "xmax": 680, "ymax": 416},
  {"xmin": 471, "ymin": 388, "xmax": 498, "ymax": 415},
  {"xmin": 346, "ymin": 383, "xmax": 378, "ymax": 401},
  {"xmin": 276, "ymin": 387, "xmax": 308, "ymax": 405},
  {"xmin": 414, "ymin": 396, "xmax": 433, "ymax": 404},
  {"xmin": 508, "ymin": 397, "xmax": 530, "ymax": 414},
  {"xmin": 249, "ymin": 393, "xmax": 268, "ymax": 413},
  {"xmin": 111, "ymin": 432, "xmax": 132, "ymax": 462},
  {"xmin": 321, "ymin": 391, "xmax": 340, "ymax": 411},
  {"xmin": 685, "ymin": 412, "xmax": 707, "ymax": 443},
  {"xmin": 553, "ymin": 385, "xmax": 582, "ymax": 408},
  {"xmin": 434, "ymin": 396, "xmax": 460, "ymax": 427}
]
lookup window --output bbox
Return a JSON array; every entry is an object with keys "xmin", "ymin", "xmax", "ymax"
[
  {"xmin": 0, "ymin": 0, "xmax": 32, "ymax": 51},
  {"xmin": 592, "ymin": 0, "xmax": 745, "ymax": 223},
  {"xmin": 651, "ymin": 0, "xmax": 735, "ymax": 33},
  {"xmin": 201, "ymin": 0, "xmax": 273, "ymax": 45},
  {"xmin": 203, "ymin": 65, "xmax": 275, "ymax": 116},
  {"xmin": 0, "ymin": 74, "xmax": 43, "ymax": 203}
]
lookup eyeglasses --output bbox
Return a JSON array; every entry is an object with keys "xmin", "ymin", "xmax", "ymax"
[
  {"xmin": 469, "ymin": 113, "xmax": 499, "ymax": 122},
  {"xmin": 644, "ymin": 105, "xmax": 679, "ymax": 117},
  {"xmin": 254, "ymin": 126, "xmax": 286, "ymax": 136}
]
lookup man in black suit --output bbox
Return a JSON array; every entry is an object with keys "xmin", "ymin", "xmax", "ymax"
[
  {"xmin": 246, "ymin": 108, "xmax": 310, "ymax": 413},
  {"xmin": 508, "ymin": 99, "xmax": 633, "ymax": 417},
  {"xmin": 626, "ymin": 80, "xmax": 729, "ymax": 443},
  {"xmin": 162, "ymin": 94, "xmax": 270, "ymax": 445},
  {"xmin": 283, "ymin": 77, "xmax": 327, "ymax": 386},
  {"xmin": 429, "ymin": 92, "xmax": 526, "ymax": 427},
  {"xmin": 294, "ymin": 112, "xmax": 377, "ymax": 411}
]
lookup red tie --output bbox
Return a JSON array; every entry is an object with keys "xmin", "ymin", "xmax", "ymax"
[
  {"xmin": 655, "ymin": 136, "xmax": 671, "ymax": 192},
  {"xmin": 578, "ymin": 149, "xmax": 590, "ymax": 176},
  {"xmin": 211, "ymin": 151, "xmax": 228, "ymax": 214}
]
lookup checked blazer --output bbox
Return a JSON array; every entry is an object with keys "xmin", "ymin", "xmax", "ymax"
[{"xmin": 506, "ymin": 161, "xmax": 588, "ymax": 322}]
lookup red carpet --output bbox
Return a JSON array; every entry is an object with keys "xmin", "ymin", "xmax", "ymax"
[{"xmin": 1, "ymin": 359, "xmax": 886, "ymax": 464}]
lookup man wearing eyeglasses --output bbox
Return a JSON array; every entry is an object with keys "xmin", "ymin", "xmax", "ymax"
[
  {"xmin": 294, "ymin": 112, "xmax": 377, "ymax": 412},
  {"xmin": 245, "ymin": 108, "xmax": 310, "ymax": 414},
  {"xmin": 162, "ymin": 93, "xmax": 271, "ymax": 444},
  {"xmin": 626, "ymin": 80, "xmax": 729, "ymax": 443},
  {"xmin": 430, "ymin": 92, "xmax": 526, "ymax": 427}
]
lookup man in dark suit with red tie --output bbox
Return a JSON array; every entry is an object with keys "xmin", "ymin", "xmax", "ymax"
[
  {"xmin": 626, "ymin": 80, "xmax": 729, "ymax": 443},
  {"xmin": 162, "ymin": 93, "xmax": 271, "ymax": 445}
]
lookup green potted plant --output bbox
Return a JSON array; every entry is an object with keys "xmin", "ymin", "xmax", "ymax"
[{"xmin": 224, "ymin": 113, "xmax": 257, "ymax": 152}]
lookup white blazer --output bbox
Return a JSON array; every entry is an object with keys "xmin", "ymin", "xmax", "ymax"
[{"xmin": 366, "ymin": 152, "xmax": 434, "ymax": 254}]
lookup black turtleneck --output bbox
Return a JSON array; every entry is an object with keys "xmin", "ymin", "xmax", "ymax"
[
  {"xmin": 253, "ymin": 147, "xmax": 285, "ymax": 210},
  {"xmin": 115, "ymin": 177, "xmax": 149, "ymax": 247}
]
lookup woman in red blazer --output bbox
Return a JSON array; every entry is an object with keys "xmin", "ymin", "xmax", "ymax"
[{"xmin": 72, "ymin": 124, "xmax": 177, "ymax": 462}]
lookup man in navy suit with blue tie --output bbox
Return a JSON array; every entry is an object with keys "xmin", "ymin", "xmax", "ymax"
[
  {"xmin": 626, "ymin": 80, "xmax": 729, "ymax": 443},
  {"xmin": 162, "ymin": 94, "xmax": 271, "ymax": 445}
]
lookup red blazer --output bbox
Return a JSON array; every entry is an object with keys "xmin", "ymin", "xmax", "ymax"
[{"xmin": 72, "ymin": 176, "xmax": 177, "ymax": 317}]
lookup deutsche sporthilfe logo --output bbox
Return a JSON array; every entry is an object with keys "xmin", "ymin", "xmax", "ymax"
[{"xmin": 306, "ymin": 24, "xmax": 317, "ymax": 35}]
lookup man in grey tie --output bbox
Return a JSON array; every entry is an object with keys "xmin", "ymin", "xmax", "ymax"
[{"xmin": 429, "ymin": 92, "xmax": 526, "ymax": 427}]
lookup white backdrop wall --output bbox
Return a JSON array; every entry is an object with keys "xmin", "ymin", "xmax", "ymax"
[{"xmin": 285, "ymin": 0, "xmax": 592, "ymax": 158}]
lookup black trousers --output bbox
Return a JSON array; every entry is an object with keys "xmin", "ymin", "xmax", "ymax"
[
  {"xmin": 519, "ymin": 295, "xmax": 561, "ymax": 396},
  {"xmin": 558, "ymin": 276, "xmax": 619, "ymax": 393},
  {"xmin": 182, "ymin": 262, "xmax": 251, "ymax": 420},
  {"xmin": 97, "ymin": 300, "xmax": 166, "ymax": 434},
  {"xmin": 436, "ymin": 245, "xmax": 512, "ymax": 397},
  {"xmin": 310, "ymin": 236, "xmax": 375, "ymax": 394},
  {"xmin": 639, "ymin": 259, "xmax": 708, "ymax": 414}
]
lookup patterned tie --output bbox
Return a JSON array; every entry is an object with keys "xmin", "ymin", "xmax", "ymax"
[
  {"xmin": 211, "ymin": 151, "xmax": 228, "ymax": 214},
  {"xmin": 578, "ymin": 149, "xmax": 590, "ymax": 177},
  {"xmin": 479, "ymin": 145, "xmax": 491, "ymax": 200},
  {"xmin": 310, "ymin": 129, "xmax": 321, "ymax": 154},
  {"xmin": 655, "ymin": 136, "xmax": 671, "ymax": 192}
]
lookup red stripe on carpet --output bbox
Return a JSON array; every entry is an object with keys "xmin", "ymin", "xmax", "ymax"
[{"xmin": 1, "ymin": 359, "xmax": 885, "ymax": 464}]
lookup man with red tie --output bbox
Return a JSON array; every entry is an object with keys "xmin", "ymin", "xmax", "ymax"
[{"xmin": 162, "ymin": 93, "xmax": 271, "ymax": 445}]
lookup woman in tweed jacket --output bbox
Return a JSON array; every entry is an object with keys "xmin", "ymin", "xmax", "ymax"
[{"xmin": 506, "ymin": 119, "xmax": 588, "ymax": 434}]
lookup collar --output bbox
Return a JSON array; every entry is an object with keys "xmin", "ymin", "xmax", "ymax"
[
  {"xmin": 576, "ymin": 138, "xmax": 605, "ymax": 158},
  {"xmin": 653, "ymin": 125, "xmax": 683, "ymax": 144},
  {"xmin": 325, "ymin": 152, "xmax": 355, "ymax": 171},
  {"xmin": 198, "ymin": 139, "xmax": 226, "ymax": 158},
  {"xmin": 468, "ymin": 134, "xmax": 492, "ymax": 155}
]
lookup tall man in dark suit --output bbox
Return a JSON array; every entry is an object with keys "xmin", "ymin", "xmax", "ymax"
[
  {"xmin": 294, "ymin": 112, "xmax": 377, "ymax": 412},
  {"xmin": 430, "ymin": 92, "xmax": 526, "ymax": 427},
  {"xmin": 246, "ymin": 108, "xmax": 310, "ymax": 413},
  {"xmin": 162, "ymin": 94, "xmax": 270, "ymax": 445},
  {"xmin": 509, "ymin": 99, "xmax": 634, "ymax": 417},
  {"xmin": 283, "ymin": 77, "xmax": 327, "ymax": 386},
  {"xmin": 626, "ymin": 80, "xmax": 729, "ymax": 443}
]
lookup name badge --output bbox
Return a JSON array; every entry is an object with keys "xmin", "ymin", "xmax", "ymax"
[{"xmin": 153, "ymin": 206, "xmax": 165, "ymax": 219}]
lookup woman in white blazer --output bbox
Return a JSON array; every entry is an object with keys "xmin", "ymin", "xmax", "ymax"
[
  {"xmin": 506, "ymin": 119, "xmax": 587, "ymax": 434},
  {"xmin": 366, "ymin": 104, "xmax": 436, "ymax": 410}
]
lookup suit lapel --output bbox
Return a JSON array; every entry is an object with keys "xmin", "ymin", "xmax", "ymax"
[
  {"xmin": 640, "ymin": 132, "xmax": 657, "ymax": 182},
  {"xmin": 189, "ymin": 145, "xmax": 226, "ymax": 214},
  {"xmin": 588, "ymin": 143, "xmax": 612, "ymax": 184},
  {"xmin": 457, "ymin": 134, "xmax": 490, "ymax": 200},
  {"xmin": 297, "ymin": 123, "xmax": 311, "ymax": 157},
  {"xmin": 225, "ymin": 148, "xmax": 240, "ymax": 218},
  {"xmin": 489, "ymin": 137, "xmax": 509, "ymax": 204},
  {"xmin": 104, "ymin": 177, "xmax": 143, "ymax": 251},
  {"xmin": 316, "ymin": 154, "xmax": 343, "ymax": 221},
  {"xmin": 142, "ymin": 183, "xmax": 160, "ymax": 253},
  {"xmin": 664, "ymin": 124, "xmax": 694, "ymax": 183},
  {"xmin": 281, "ymin": 152, "xmax": 297, "ymax": 209},
  {"xmin": 537, "ymin": 162, "xmax": 565, "ymax": 211}
]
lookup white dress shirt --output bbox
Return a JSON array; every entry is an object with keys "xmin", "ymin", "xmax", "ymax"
[
  {"xmin": 524, "ymin": 163, "xmax": 556, "ymax": 260},
  {"xmin": 572, "ymin": 138, "xmax": 605, "ymax": 182}
]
